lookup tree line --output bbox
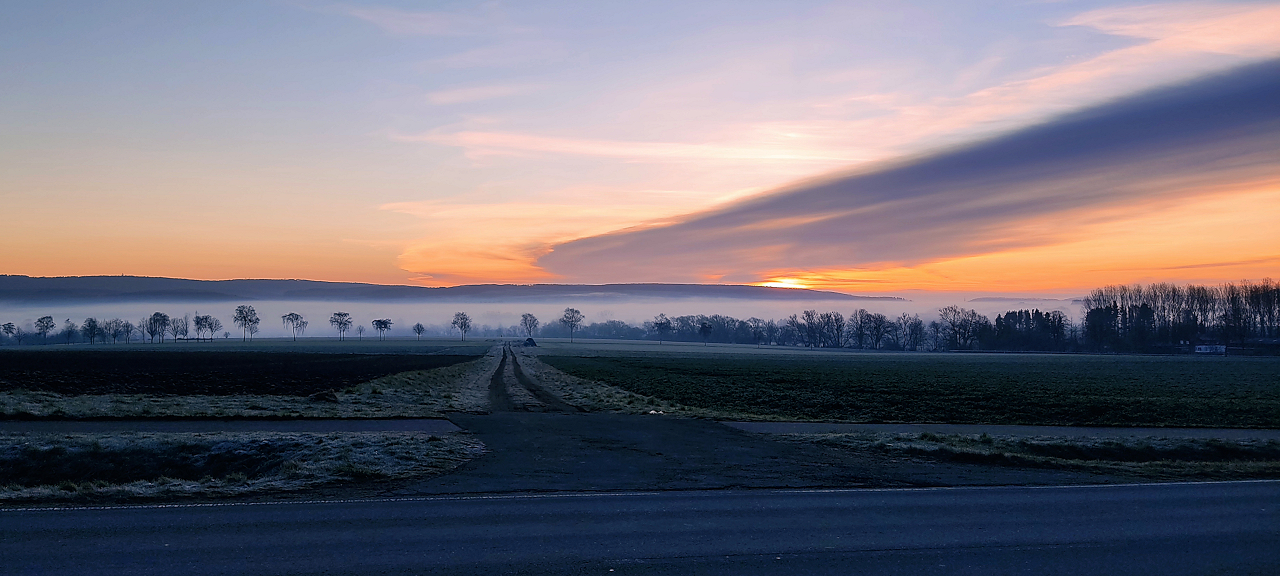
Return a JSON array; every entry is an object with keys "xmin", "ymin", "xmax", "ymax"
[
  {"xmin": 0, "ymin": 312, "xmax": 228, "ymax": 345},
  {"xmin": 2, "ymin": 281, "xmax": 1275, "ymax": 354},
  {"xmin": 0, "ymin": 306, "xmax": 581, "ymax": 345},
  {"xmin": 1080, "ymin": 280, "xmax": 1279, "ymax": 353}
]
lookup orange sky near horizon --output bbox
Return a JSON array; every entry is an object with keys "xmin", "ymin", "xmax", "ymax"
[
  {"xmin": 756, "ymin": 184, "xmax": 1280, "ymax": 295},
  {"xmin": 8, "ymin": 180, "xmax": 1277, "ymax": 296}
]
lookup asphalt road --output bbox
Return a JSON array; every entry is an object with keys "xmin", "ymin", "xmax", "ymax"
[
  {"xmin": 3, "ymin": 481, "xmax": 1277, "ymax": 575},
  {"xmin": 723, "ymin": 421, "xmax": 1280, "ymax": 440},
  {"xmin": 0, "ymin": 419, "xmax": 461, "ymax": 434}
]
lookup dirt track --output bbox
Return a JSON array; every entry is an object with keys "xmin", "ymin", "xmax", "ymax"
[{"xmin": 487, "ymin": 345, "xmax": 583, "ymax": 413}]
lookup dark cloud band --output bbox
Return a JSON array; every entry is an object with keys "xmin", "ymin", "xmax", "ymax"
[{"xmin": 540, "ymin": 59, "xmax": 1280, "ymax": 283}]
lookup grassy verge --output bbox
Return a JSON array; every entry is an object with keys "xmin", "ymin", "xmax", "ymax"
[
  {"xmin": 539, "ymin": 353, "xmax": 1280, "ymax": 427},
  {"xmin": 792, "ymin": 432, "xmax": 1280, "ymax": 481},
  {"xmin": 0, "ymin": 357, "xmax": 495, "ymax": 419},
  {"xmin": 0, "ymin": 431, "xmax": 484, "ymax": 504},
  {"xmin": 515, "ymin": 352, "xmax": 708, "ymax": 416}
]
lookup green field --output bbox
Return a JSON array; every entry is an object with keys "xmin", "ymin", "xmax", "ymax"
[{"xmin": 540, "ymin": 351, "xmax": 1280, "ymax": 427}]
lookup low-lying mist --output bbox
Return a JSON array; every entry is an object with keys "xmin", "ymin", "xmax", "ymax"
[{"xmin": 0, "ymin": 296, "xmax": 1081, "ymax": 340}]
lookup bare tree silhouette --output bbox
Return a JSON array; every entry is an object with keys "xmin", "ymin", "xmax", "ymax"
[
  {"xmin": 171, "ymin": 314, "xmax": 189, "ymax": 342},
  {"xmin": 232, "ymin": 305, "xmax": 259, "ymax": 341},
  {"xmin": 193, "ymin": 315, "xmax": 210, "ymax": 341},
  {"xmin": 282, "ymin": 312, "xmax": 305, "ymax": 341},
  {"xmin": 329, "ymin": 312, "xmax": 352, "ymax": 341},
  {"xmin": 193, "ymin": 315, "xmax": 222, "ymax": 342},
  {"xmin": 412, "ymin": 322, "xmax": 426, "ymax": 340},
  {"xmin": 698, "ymin": 320, "xmax": 713, "ymax": 346},
  {"xmin": 35, "ymin": 316, "xmax": 55, "ymax": 343},
  {"xmin": 147, "ymin": 312, "xmax": 170, "ymax": 343},
  {"xmin": 451, "ymin": 312, "xmax": 472, "ymax": 341},
  {"xmin": 60, "ymin": 319, "xmax": 77, "ymax": 344},
  {"xmin": 372, "ymin": 318, "xmax": 393, "ymax": 340},
  {"xmin": 560, "ymin": 308, "xmax": 584, "ymax": 343},
  {"xmin": 652, "ymin": 314, "xmax": 673, "ymax": 344},
  {"xmin": 80, "ymin": 318, "xmax": 101, "ymax": 344},
  {"xmin": 520, "ymin": 313, "xmax": 539, "ymax": 337},
  {"xmin": 748, "ymin": 317, "xmax": 766, "ymax": 348}
]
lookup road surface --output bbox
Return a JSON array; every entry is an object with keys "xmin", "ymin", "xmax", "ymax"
[
  {"xmin": 3, "ymin": 481, "xmax": 1277, "ymax": 575},
  {"xmin": 0, "ymin": 419, "xmax": 460, "ymax": 434},
  {"xmin": 724, "ymin": 421, "xmax": 1280, "ymax": 440}
]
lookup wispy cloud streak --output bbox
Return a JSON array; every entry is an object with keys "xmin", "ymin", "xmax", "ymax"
[{"xmin": 395, "ymin": 130, "xmax": 865, "ymax": 163}]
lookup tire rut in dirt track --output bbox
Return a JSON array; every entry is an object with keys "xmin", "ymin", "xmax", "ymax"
[
  {"xmin": 487, "ymin": 348, "xmax": 515, "ymax": 412},
  {"xmin": 509, "ymin": 349, "xmax": 583, "ymax": 413}
]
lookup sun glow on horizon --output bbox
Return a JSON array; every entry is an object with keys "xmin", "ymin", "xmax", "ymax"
[
  {"xmin": 744, "ymin": 184, "xmax": 1280, "ymax": 295},
  {"xmin": 757, "ymin": 278, "xmax": 813, "ymax": 290}
]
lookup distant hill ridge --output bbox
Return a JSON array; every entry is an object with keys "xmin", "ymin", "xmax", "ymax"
[{"xmin": 0, "ymin": 275, "xmax": 899, "ymax": 303}]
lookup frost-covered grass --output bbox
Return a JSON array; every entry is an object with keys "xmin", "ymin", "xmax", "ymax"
[
  {"xmin": 0, "ymin": 356, "xmax": 496, "ymax": 419},
  {"xmin": 513, "ymin": 351, "xmax": 705, "ymax": 416},
  {"xmin": 0, "ymin": 431, "xmax": 484, "ymax": 504}
]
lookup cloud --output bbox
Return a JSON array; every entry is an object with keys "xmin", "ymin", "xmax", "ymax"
[
  {"xmin": 1063, "ymin": 2, "xmax": 1280, "ymax": 56},
  {"xmin": 380, "ymin": 195, "xmax": 706, "ymax": 286},
  {"xmin": 394, "ymin": 130, "xmax": 868, "ymax": 164},
  {"xmin": 958, "ymin": 2, "xmax": 1280, "ymax": 110},
  {"xmin": 1104, "ymin": 254, "xmax": 1280, "ymax": 272},
  {"xmin": 811, "ymin": 2, "xmax": 1280, "ymax": 159},
  {"xmin": 401, "ymin": 2, "xmax": 1280, "ymax": 184},
  {"xmin": 536, "ymin": 59, "xmax": 1280, "ymax": 288},
  {"xmin": 375, "ymin": 2, "xmax": 1280, "ymax": 291},
  {"xmin": 1149, "ymin": 255, "xmax": 1280, "ymax": 271}
]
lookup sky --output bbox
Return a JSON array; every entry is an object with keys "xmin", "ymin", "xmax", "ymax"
[{"xmin": 3, "ymin": 0, "xmax": 1278, "ymax": 296}]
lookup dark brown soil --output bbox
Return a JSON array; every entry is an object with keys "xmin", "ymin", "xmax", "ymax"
[{"xmin": 0, "ymin": 350, "xmax": 480, "ymax": 396}]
